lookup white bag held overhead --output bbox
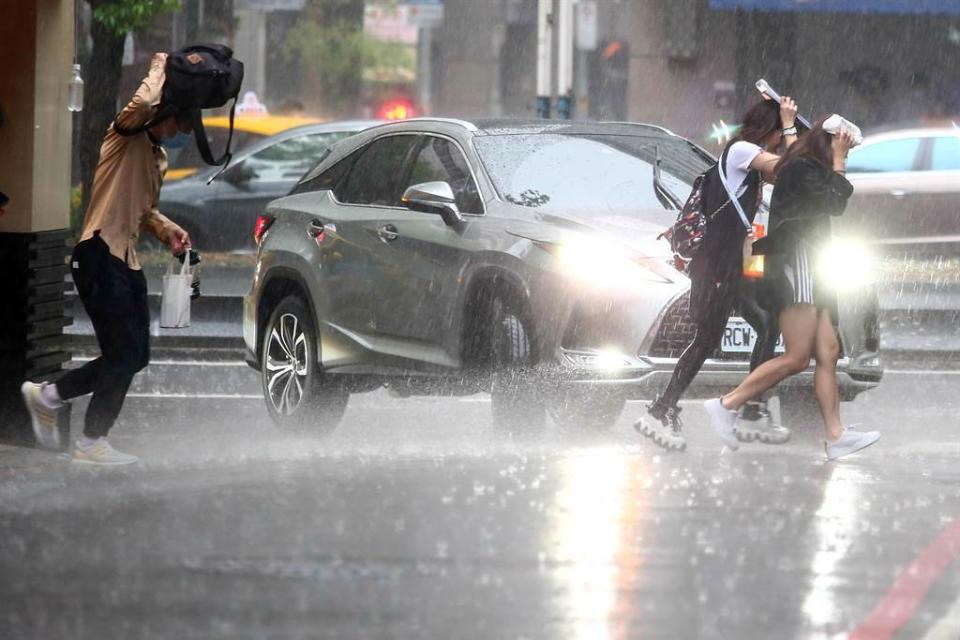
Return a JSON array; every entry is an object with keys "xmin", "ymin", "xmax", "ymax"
[{"xmin": 161, "ymin": 257, "xmax": 192, "ymax": 328}]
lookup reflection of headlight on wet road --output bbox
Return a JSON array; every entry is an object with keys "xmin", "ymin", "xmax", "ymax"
[
  {"xmin": 818, "ymin": 239, "xmax": 877, "ymax": 290},
  {"xmin": 553, "ymin": 236, "xmax": 668, "ymax": 291}
]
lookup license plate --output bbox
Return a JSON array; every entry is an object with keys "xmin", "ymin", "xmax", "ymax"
[{"xmin": 721, "ymin": 317, "xmax": 785, "ymax": 354}]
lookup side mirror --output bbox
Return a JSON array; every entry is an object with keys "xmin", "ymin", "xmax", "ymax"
[{"xmin": 402, "ymin": 181, "xmax": 463, "ymax": 226}]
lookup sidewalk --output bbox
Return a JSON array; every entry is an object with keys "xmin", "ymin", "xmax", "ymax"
[{"xmin": 64, "ymin": 253, "xmax": 960, "ymax": 361}]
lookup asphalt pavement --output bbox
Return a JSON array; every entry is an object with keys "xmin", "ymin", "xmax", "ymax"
[{"xmin": 1, "ymin": 355, "xmax": 959, "ymax": 639}]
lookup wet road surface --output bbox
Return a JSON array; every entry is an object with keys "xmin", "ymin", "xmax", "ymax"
[{"xmin": 1, "ymin": 360, "xmax": 959, "ymax": 639}]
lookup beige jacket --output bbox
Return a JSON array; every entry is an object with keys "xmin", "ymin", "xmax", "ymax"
[{"xmin": 79, "ymin": 53, "xmax": 179, "ymax": 270}]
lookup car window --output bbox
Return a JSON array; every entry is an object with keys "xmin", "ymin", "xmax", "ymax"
[
  {"xmin": 403, "ymin": 136, "xmax": 484, "ymax": 214},
  {"xmin": 337, "ymin": 135, "xmax": 418, "ymax": 206},
  {"xmin": 846, "ymin": 138, "xmax": 921, "ymax": 173},
  {"xmin": 930, "ymin": 136, "xmax": 960, "ymax": 171},
  {"xmin": 166, "ymin": 130, "xmax": 262, "ymax": 171},
  {"xmin": 243, "ymin": 132, "xmax": 351, "ymax": 182}
]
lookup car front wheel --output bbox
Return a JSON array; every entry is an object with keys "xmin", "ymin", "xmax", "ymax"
[
  {"xmin": 261, "ymin": 296, "xmax": 349, "ymax": 432},
  {"xmin": 489, "ymin": 297, "xmax": 546, "ymax": 432}
]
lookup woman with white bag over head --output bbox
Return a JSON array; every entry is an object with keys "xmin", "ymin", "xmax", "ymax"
[{"xmin": 704, "ymin": 116, "xmax": 881, "ymax": 461}]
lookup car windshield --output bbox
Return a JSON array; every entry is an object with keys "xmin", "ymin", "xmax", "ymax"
[{"xmin": 474, "ymin": 132, "xmax": 709, "ymax": 217}]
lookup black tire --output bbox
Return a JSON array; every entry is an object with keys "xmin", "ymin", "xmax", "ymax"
[
  {"xmin": 778, "ymin": 388, "xmax": 821, "ymax": 444},
  {"xmin": 261, "ymin": 295, "xmax": 349, "ymax": 432},
  {"xmin": 489, "ymin": 297, "xmax": 546, "ymax": 432},
  {"xmin": 548, "ymin": 392, "xmax": 627, "ymax": 431}
]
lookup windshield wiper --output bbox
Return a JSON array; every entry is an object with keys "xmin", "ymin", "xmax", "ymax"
[{"xmin": 653, "ymin": 144, "xmax": 684, "ymax": 210}]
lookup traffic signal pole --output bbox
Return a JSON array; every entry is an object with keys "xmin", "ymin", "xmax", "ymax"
[{"xmin": 536, "ymin": 0, "xmax": 553, "ymax": 118}]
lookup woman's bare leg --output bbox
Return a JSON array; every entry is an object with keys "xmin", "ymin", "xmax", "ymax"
[
  {"xmin": 813, "ymin": 308, "xmax": 844, "ymax": 441},
  {"xmin": 721, "ymin": 304, "xmax": 818, "ymax": 411}
]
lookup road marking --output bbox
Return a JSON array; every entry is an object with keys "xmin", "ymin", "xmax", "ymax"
[{"xmin": 849, "ymin": 518, "xmax": 960, "ymax": 640}]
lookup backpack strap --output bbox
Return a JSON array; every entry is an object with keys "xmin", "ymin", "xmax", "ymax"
[
  {"xmin": 191, "ymin": 98, "xmax": 236, "ymax": 167},
  {"xmin": 716, "ymin": 144, "xmax": 754, "ymax": 231}
]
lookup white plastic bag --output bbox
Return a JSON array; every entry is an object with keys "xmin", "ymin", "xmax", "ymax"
[{"xmin": 160, "ymin": 257, "xmax": 192, "ymax": 328}]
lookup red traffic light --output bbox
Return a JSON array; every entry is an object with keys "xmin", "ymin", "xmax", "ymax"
[{"xmin": 377, "ymin": 99, "xmax": 417, "ymax": 121}]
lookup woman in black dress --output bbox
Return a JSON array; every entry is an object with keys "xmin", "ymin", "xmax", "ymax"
[{"xmin": 704, "ymin": 118, "xmax": 881, "ymax": 460}]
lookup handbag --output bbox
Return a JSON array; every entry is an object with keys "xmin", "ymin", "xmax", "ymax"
[{"xmin": 160, "ymin": 257, "xmax": 193, "ymax": 328}]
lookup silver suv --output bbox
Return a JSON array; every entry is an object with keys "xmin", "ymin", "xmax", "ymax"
[{"xmin": 243, "ymin": 118, "xmax": 883, "ymax": 432}]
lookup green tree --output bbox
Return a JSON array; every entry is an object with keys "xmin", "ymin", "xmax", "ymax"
[
  {"xmin": 285, "ymin": 0, "xmax": 412, "ymax": 116},
  {"xmin": 79, "ymin": 0, "xmax": 180, "ymax": 216}
]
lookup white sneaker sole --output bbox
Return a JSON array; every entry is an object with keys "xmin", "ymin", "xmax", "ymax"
[
  {"xmin": 634, "ymin": 419, "xmax": 687, "ymax": 451},
  {"xmin": 71, "ymin": 456, "xmax": 139, "ymax": 467},
  {"xmin": 734, "ymin": 422, "xmax": 791, "ymax": 445},
  {"xmin": 704, "ymin": 399, "xmax": 740, "ymax": 451}
]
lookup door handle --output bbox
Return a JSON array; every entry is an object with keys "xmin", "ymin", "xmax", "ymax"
[
  {"xmin": 377, "ymin": 224, "xmax": 399, "ymax": 243},
  {"xmin": 890, "ymin": 189, "xmax": 911, "ymax": 199},
  {"xmin": 308, "ymin": 219, "xmax": 325, "ymax": 238}
]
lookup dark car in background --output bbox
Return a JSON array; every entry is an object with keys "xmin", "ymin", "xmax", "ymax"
[
  {"xmin": 159, "ymin": 120, "xmax": 381, "ymax": 252},
  {"xmin": 243, "ymin": 118, "xmax": 882, "ymax": 433},
  {"xmin": 841, "ymin": 126, "xmax": 960, "ymax": 256}
]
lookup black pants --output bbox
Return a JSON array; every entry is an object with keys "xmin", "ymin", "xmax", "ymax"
[
  {"xmin": 57, "ymin": 234, "xmax": 150, "ymax": 438},
  {"xmin": 650, "ymin": 274, "xmax": 780, "ymax": 418}
]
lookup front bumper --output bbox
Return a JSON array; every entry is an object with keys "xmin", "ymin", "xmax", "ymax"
[{"xmin": 551, "ymin": 350, "xmax": 882, "ymax": 401}]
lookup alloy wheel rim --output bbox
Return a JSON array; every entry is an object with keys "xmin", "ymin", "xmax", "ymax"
[{"xmin": 265, "ymin": 313, "xmax": 309, "ymax": 416}]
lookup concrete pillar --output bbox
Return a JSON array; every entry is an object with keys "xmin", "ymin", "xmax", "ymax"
[{"xmin": 0, "ymin": 0, "xmax": 74, "ymax": 444}]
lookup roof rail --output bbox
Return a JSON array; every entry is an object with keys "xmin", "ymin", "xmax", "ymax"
[
  {"xmin": 600, "ymin": 121, "xmax": 678, "ymax": 137},
  {"xmin": 391, "ymin": 117, "xmax": 480, "ymax": 132}
]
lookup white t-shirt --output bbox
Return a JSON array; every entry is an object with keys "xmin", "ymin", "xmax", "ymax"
[{"xmin": 724, "ymin": 141, "xmax": 763, "ymax": 196}]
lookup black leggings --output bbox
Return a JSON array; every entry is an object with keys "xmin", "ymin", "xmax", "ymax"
[
  {"xmin": 650, "ymin": 276, "xmax": 779, "ymax": 417},
  {"xmin": 56, "ymin": 235, "xmax": 150, "ymax": 438}
]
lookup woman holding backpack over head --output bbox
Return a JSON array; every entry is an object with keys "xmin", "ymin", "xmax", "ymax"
[
  {"xmin": 704, "ymin": 117, "xmax": 881, "ymax": 461},
  {"xmin": 635, "ymin": 97, "xmax": 799, "ymax": 451}
]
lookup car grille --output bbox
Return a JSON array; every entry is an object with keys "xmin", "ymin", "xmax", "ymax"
[{"xmin": 647, "ymin": 292, "xmax": 748, "ymax": 360}]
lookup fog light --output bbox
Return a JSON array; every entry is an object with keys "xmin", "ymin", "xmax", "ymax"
[{"xmin": 562, "ymin": 349, "xmax": 633, "ymax": 370}]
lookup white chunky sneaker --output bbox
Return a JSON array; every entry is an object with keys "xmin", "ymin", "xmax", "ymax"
[
  {"xmin": 634, "ymin": 405, "xmax": 686, "ymax": 451},
  {"xmin": 21, "ymin": 381, "xmax": 61, "ymax": 450},
  {"xmin": 704, "ymin": 397, "xmax": 740, "ymax": 451},
  {"xmin": 73, "ymin": 438, "xmax": 139, "ymax": 466},
  {"xmin": 735, "ymin": 406, "xmax": 790, "ymax": 445},
  {"xmin": 825, "ymin": 426, "xmax": 880, "ymax": 461}
]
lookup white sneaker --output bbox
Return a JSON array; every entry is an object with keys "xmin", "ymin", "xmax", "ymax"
[
  {"xmin": 704, "ymin": 398, "xmax": 740, "ymax": 451},
  {"xmin": 73, "ymin": 438, "xmax": 139, "ymax": 466},
  {"xmin": 21, "ymin": 381, "xmax": 61, "ymax": 450},
  {"xmin": 634, "ymin": 408, "xmax": 687, "ymax": 452},
  {"xmin": 825, "ymin": 426, "xmax": 880, "ymax": 461},
  {"xmin": 735, "ymin": 411, "xmax": 791, "ymax": 445}
]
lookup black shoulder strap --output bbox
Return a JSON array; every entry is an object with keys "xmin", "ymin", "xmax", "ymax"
[{"xmin": 191, "ymin": 99, "xmax": 236, "ymax": 168}]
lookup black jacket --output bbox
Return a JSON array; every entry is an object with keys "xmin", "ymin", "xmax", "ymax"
[{"xmin": 753, "ymin": 157, "xmax": 853, "ymax": 257}]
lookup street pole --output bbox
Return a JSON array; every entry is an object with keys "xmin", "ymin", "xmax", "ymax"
[
  {"xmin": 536, "ymin": 0, "xmax": 553, "ymax": 118},
  {"xmin": 556, "ymin": 0, "xmax": 574, "ymax": 119}
]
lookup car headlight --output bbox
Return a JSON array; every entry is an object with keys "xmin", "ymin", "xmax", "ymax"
[
  {"xmin": 549, "ymin": 235, "xmax": 670, "ymax": 291},
  {"xmin": 817, "ymin": 239, "xmax": 877, "ymax": 291}
]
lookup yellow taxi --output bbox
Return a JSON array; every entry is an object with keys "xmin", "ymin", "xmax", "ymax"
[{"xmin": 165, "ymin": 114, "xmax": 324, "ymax": 181}]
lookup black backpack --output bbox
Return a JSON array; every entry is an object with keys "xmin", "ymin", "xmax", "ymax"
[
  {"xmin": 115, "ymin": 44, "xmax": 244, "ymax": 168},
  {"xmin": 658, "ymin": 146, "xmax": 733, "ymax": 272}
]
